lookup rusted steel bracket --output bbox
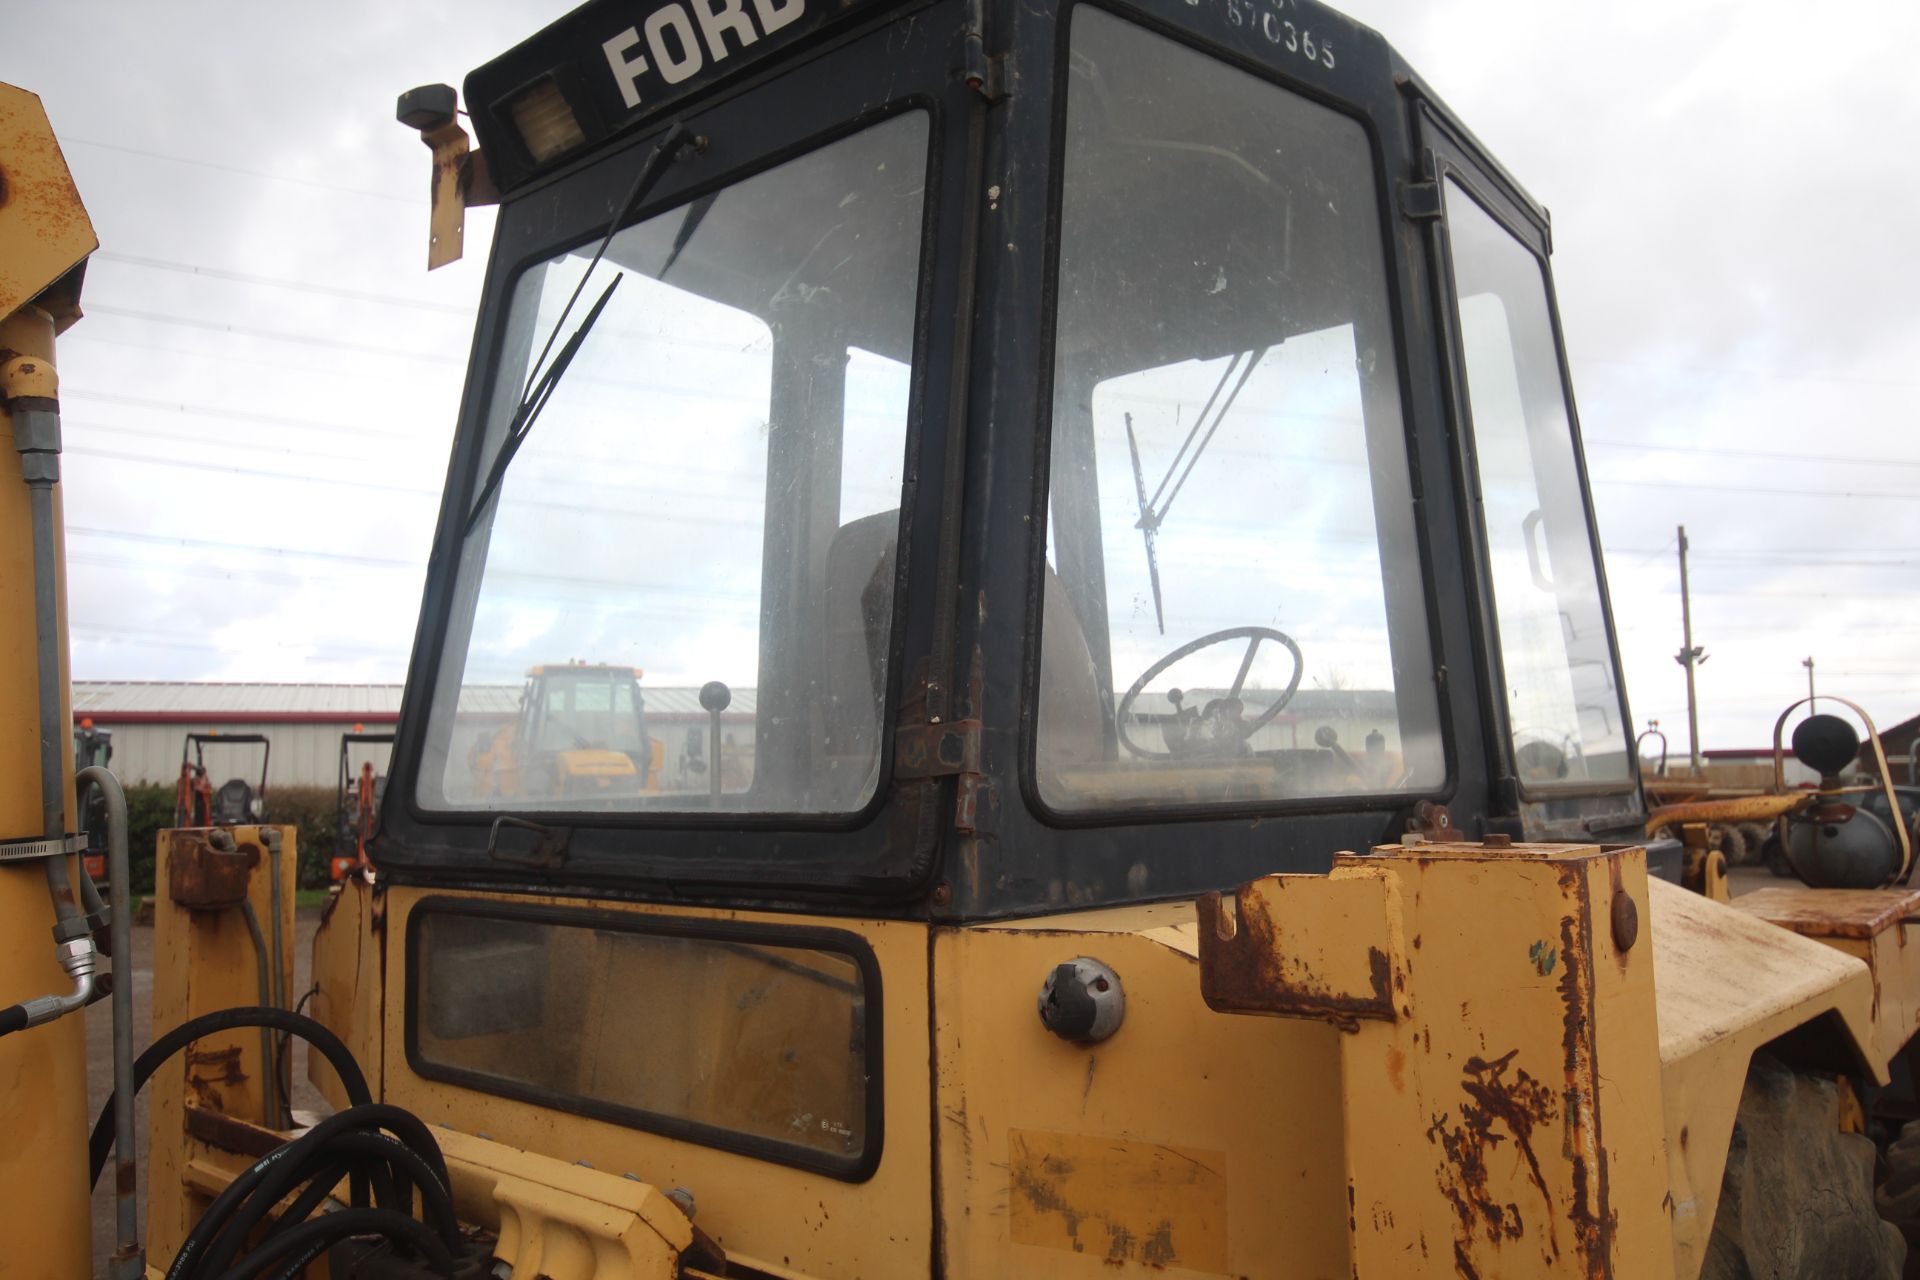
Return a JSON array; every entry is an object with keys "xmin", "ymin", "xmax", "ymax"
[
  {"xmin": 166, "ymin": 831, "xmax": 259, "ymax": 910},
  {"xmin": 1198, "ymin": 873, "xmax": 1400, "ymax": 1029},
  {"xmin": 894, "ymin": 719, "xmax": 982, "ymax": 781},
  {"xmin": 1197, "ymin": 840, "xmax": 1674, "ymax": 1279}
]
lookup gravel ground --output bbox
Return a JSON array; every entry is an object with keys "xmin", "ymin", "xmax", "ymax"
[{"xmin": 84, "ymin": 908, "xmax": 327, "ymax": 1277}]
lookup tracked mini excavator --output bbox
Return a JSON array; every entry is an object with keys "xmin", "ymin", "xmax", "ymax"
[{"xmin": 10, "ymin": 0, "xmax": 1920, "ymax": 1272}]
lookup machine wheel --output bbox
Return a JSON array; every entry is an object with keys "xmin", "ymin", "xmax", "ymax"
[
  {"xmin": 1712, "ymin": 823, "xmax": 1753, "ymax": 868},
  {"xmin": 1876, "ymin": 1119, "xmax": 1920, "ymax": 1277},
  {"xmin": 1701, "ymin": 1053, "xmax": 1903, "ymax": 1279},
  {"xmin": 1763, "ymin": 831, "xmax": 1794, "ymax": 878},
  {"xmin": 1738, "ymin": 823, "xmax": 1775, "ymax": 865}
]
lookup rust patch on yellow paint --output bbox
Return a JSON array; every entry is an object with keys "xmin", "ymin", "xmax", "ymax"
[
  {"xmin": 1425, "ymin": 1049, "xmax": 1560, "ymax": 1273},
  {"xmin": 1197, "ymin": 883, "xmax": 1396, "ymax": 1030},
  {"xmin": 1008, "ymin": 1128, "xmax": 1228, "ymax": 1273}
]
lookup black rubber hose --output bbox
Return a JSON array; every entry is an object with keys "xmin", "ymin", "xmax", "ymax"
[
  {"xmin": 199, "ymin": 1129, "xmax": 458, "ymax": 1278},
  {"xmin": 89, "ymin": 1005, "xmax": 370, "ymax": 1189},
  {"xmin": 171, "ymin": 1104, "xmax": 451, "ymax": 1280},
  {"xmin": 205, "ymin": 1207, "xmax": 457, "ymax": 1280}
]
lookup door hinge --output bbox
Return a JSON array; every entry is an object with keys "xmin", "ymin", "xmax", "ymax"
[
  {"xmin": 895, "ymin": 718, "xmax": 982, "ymax": 781},
  {"xmin": 1400, "ymin": 180, "xmax": 1442, "ymax": 221}
]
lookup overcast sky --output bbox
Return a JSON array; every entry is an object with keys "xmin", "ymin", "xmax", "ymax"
[{"xmin": 7, "ymin": 0, "xmax": 1917, "ymax": 754}]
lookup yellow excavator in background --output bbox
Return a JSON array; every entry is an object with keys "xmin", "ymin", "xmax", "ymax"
[
  {"xmin": 471, "ymin": 662, "xmax": 663, "ymax": 802},
  {"xmin": 11, "ymin": 0, "xmax": 1920, "ymax": 1270}
]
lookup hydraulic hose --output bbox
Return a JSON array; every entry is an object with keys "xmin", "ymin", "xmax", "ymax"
[
  {"xmin": 198, "ymin": 1129, "xmax": 459, "ymax": 1278},
  {"xmin": 89, "ymin": 1006, "xmax": 371, "ymax": 1189},
  {"xmin": 236, "ymin": 901, "xmax": 282, "ymax": 1130},
  {"xmin": 262, "ymin": 828, "xmax": 290, "ymax": 1126},
  {"xmin": 205, "ymin": 1207, "xmax": 457, "ymax": 1280},
  {"xmin": 171, "ymin": 1104, "xmax": 454, "ymax": 1280},
  {"xmin": 77, "ymin": 765, "xmax": 141, "ymax": 1278}
]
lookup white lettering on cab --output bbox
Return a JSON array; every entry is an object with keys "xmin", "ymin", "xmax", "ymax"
[{"xmin": 603, "ymin": 0, "xmax": 808, "ymax": 111}]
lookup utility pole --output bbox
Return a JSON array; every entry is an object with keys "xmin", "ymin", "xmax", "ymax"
[
  {"xmin": 1674, "ymin": 525, "xmax": 1706, "ymax": 776},
  {"xmin": 1803, "ymin": 656, "xmax": 1816, "ymax": 709}
]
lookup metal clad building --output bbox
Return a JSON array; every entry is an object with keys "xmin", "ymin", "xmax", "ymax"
[
  {"xmin": 69, "ymin": 681, "xmax": 762, "ymax": 789},
  {"xmin": 70, "ymin": 682, "xmax": 404, "ymax": 788}
]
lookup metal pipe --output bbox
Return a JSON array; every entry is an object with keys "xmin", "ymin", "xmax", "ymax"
[
  {"xmin": 0, "ymin": 317, "xmax": 95, "ymax": 1042},
  {"xmin": 237, "ymin": 900, "xmax": 282, "ymax": 1129},
  {"xmin": 23, "ymin": 441, "xmax": 80, "ymax": 926},
  {"xmin": 78, "ymin": 766, "xmax": 142, "ymax": 1278},
  {"xmin": 261, "ymin": 826, "xmax": 289, "ymax": 1127}
]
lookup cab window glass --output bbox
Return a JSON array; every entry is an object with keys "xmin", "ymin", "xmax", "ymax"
[
  {"xmin": 1444, "ymin": 180, "xmax": 1628, "ymax": 786},
  {"xmin": 412, "ymin": 908, "xmax": 873, "ymax": 1175},
  {"xmin": 418, "ymin": 113, "xmax": 929, "ymax": 815},
  {"xmin": 1035, "ymin": 9, "xmax": 1443, "ymax": 812}
]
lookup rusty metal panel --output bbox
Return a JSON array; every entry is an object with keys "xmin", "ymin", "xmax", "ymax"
[
  {"xmin": 145, "ymin": 825, "xmax": 298, "ymax": 1268},
  {"xmin": 1730, "ymin": 886, "xmax": 1920, "ymax": 940},
  {"xmin": 1199, "ymin": 840, "xmax": 1676, "ymax": 1279},
  {"xmin": 0, "ymin": 83, "xmax": 96, "ymax": 327},
  {"xmin": 1196, "ymin": 870, "xmax": 1399, "ymax": 1027},
  {"xmin": 165, "ymin": 830, "xmax": 258, "ymax": 909},
  {"xmin": 1007, "ymin": 1128, "xmax": 1228, "ymax": 1272}
]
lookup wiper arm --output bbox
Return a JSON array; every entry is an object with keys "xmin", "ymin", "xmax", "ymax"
[
  {"xmin": 1121, "ymin": 346, "xmax": 1268, "ymax": 633},
  {"xmin": 463, "ymin": 274, "xmax": 621, "ymax": 534},
  {"xmin": 1123, "ymin": 412, "xmax": 1166, "ymax": 634},
  {"xmin": 463, "ymin": 121, "xmax": 701, "ymax": 535}
]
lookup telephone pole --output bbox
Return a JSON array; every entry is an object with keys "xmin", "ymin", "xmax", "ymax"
[
  {"xmin": 1803, "ymin": 656, "xmax": 1816, "ymax": 709},
  {"xmin": 1674, "ymin": 526, "xmax": 1706, "ymax": 775}
]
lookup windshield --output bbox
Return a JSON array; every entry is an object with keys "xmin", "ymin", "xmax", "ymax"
[
  {"xmin": 1035, "ymin": 8, "xmax": 1444, "ymax": 813},
  {"xmin": 1444, "ymin": 179, "xmax": 1629, "ymax": 786},
  {"xmin": 419, "ymin": 112, "xmax": 930, "ymax": 814}
]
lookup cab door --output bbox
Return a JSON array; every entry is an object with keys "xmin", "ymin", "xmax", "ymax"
[{"xmin": 1419, "ymin": 109, "xmax": 1644, "ymax": 839}]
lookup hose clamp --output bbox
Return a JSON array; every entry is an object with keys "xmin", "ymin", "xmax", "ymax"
[{"xmin": 0, "ymin": 832, "xmax": 87, "ymax": 862}]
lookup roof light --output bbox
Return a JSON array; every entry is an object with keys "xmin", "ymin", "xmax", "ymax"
[{"xmin": 508, "ymin": 78, "xmax": 586, "ymax": 166}]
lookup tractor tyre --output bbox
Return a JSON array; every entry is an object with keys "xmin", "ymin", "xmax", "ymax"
[
  {"xmin": 1712, "ymin": 823, "xmax": 1752, "ymax": 868},
  {"xmin": 1877, "ymin": 1118, "xmax": 1920, "ymax": 1278},
  {"xmin": 1701, "ymin": 1053, "xmax": 1903, "ymax": 1279},
  {"xmin": 1763, "ymin": 831, "xmax": 1794, "ymax": 878}
]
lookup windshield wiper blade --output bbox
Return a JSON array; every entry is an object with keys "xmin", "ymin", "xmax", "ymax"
[
  {"xmin": 1123, "ymin": 411, "xmax": 1166, "ymax": 635},
  {"xmin": 463, "ymin": 121, "xmax": 700, "ymax": 536},
  {"xmin": 463, "ymin": 273, "xmax": 621, "ymax": 535}
]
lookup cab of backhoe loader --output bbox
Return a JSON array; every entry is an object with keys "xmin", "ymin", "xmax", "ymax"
[{"xmin": 384, "ymin": 0, "xmax": 1654, "ymax": 915}]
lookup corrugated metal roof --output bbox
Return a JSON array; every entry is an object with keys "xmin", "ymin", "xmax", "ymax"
[
  {"xmin": 70, "ymin": 680, "xmax": 757, "ymax": 720},
  {"xmin": 73, "ymin": 681, "xmax": 405, "ymax": 716}
]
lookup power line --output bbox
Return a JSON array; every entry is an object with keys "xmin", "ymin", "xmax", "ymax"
[
  {"xmin": 1593, "ymin": 476, "xmax": 1918, "ymax": 501},
  {"xmin": 63, "ymin": 136, "xmax": 423, "ymax": 206},
  {"xmin": 94, "ymin": 251, "xmax": 469, "ymax": 316},
  {"xmin": 71, "ymin": 332, "xmax": 453, "ymax": 387},
  {"xmin": 65, "ymin": 418, "xmax": 430, "ymax": 467},
  {"xmin": 67, "ymin": 444, "xmax": 439, "ymax": 497},
  {"xmin": 1588, "ymin": 438, "xmax": 1920, "ymax": 469},
  {"xmin": 85, "ymin": 304, "xmax": 461, "ymax": 365},
  {"xmin": 69, "ymin": 526, "xmax": 417, "ymax": 570},
  {"xmin": 62, "ymin": 389, "xmax": 415, "ymax": 442}
]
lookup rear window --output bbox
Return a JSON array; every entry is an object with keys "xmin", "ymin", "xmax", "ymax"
[{"xmin": 409, "ymin": 903, "xmax": 880, "ymax": 1178}]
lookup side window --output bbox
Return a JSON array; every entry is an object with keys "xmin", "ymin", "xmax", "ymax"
[
  {"xmin": 1443, "ymin": 180, "xmax": 1628, "ymax": 785},
  {"xmin": 1034, "ymin": 8, "xmax": 1444, "ymax": 813}
]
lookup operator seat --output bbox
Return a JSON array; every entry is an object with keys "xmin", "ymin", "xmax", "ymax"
[
  {"xmin": 822, "ymin": 511, "xmax": 897, "ymax": 806},
  {"xmin": 820, "ymin": 513, "xmax": 1108, "ymax": 807},
  {"xmin": 212, "ymin": 778, "xmax": 256, "ymax": 825}
]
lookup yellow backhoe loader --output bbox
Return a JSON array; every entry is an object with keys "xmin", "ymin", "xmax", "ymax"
[{"xmin": 10, "ymin": 0, "xmax": 1920, "ymax": 1273}]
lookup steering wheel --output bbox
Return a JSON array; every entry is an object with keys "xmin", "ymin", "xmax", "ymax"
[{"xmin": 1116, "ymin": 627, "xmax": 1303, "ymax": 759}]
